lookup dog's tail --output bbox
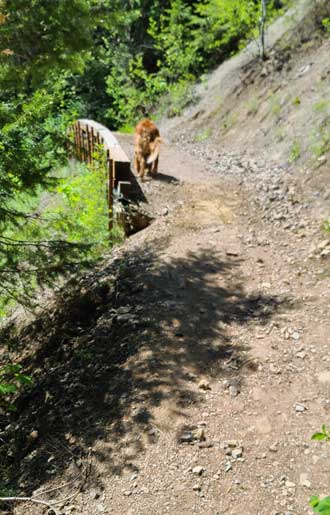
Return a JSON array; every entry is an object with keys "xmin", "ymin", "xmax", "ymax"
[{"xmin": 147, "ymin": 137, "xmax": 162, "ymax": 164}]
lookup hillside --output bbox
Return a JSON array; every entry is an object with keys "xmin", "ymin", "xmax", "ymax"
[{"xmin": 0, "ymin": 1, "xmax": 330, "ymax": 515}]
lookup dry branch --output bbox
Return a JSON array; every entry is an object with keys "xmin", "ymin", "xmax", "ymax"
[{"xmin": 0, "ymin": 496, "xmax": 60, "ymax": 514}]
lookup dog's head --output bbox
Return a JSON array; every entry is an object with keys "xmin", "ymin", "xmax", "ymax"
[{"xmin": 140, "ymin": 130, "xmax": 151, "ymax": 144}]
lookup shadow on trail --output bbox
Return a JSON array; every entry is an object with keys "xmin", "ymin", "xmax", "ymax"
[
  {"xmin": 0, "ymin": 243, "xmax": 290, "ymax": 495},
  {"xmin": 152, "ymin": 172, "xmax": 180, "ymax": 184}
]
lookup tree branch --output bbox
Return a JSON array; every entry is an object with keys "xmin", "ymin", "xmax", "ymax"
[
  {"xmin": 0, "ymin": 496, "xmax": 60, "ymax": 514},
  {"xmin": 0, "ymin": 235, "xmax": 82, "ymax": 249}
]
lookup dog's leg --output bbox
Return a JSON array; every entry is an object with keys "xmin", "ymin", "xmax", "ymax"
[{"xmin": 139, "ymin": 159, "xmax": 145, "ymax": 180}]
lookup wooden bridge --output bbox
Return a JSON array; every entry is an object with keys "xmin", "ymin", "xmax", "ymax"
[{"xmin": 70, "ymin": 119, "xmax": 143, "ymax": 231}]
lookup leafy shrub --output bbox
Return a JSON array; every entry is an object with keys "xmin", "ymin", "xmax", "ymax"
[
  {"xmin": 246, "ymin": 97, "xmax": 259, "ymax": 115},
  {"xmin": 194, "ymin": 129, "xmax": 212, "ymax": 142},
  {"xmin": 194, "ymin": 0, "xmax": 260, "ymax": 63},
  {"xmin": 322, "ymin": 17, "xmax": 330, "ymax": 33},
  {"xmin": 313, "ymin": 100, "xmax": 330, "ymax": 114},
  {"xmin": 275, "ymin": 127, "xmax": 286, "ymax": 142},
  {"xmin": 310, "ymin": 496, "xmax": 330, "ymax": 514},
  {"xmin": 51, "ymin": 162, "xmax": 110, "ymax": 249},
  {"xmin": 148, "ymin": 0, "xmax": 201, "ymax": 81},
  {"xmin": 311, "ymin": 100, "xmax": 330, "ymax": 157},
  {"xmin": 99, "ymin": 0, "xmax": 289, "ymax": 128},
  {"xmin": 289, "ymin": 140, "xmax": 301, "ymax": 162},
  {"xmin": 310, "ymin": 427, "xmax": 330, "ymax": 513},
  {"xmin": 106, "ymin": 54, "xmax": 168, "ymax": 127},
  {"xmin": 0, "ymin": 158, "xmax": 122, "ymax": 314},
  {"xmin": 312, "ymin": 129, "xmax": 330, "ymax": 158},
  {"xmin": 0, "ymin": 364, "xmax": 33, "ymax": 411},
  {"xmin": 312, "ymin": 425, "xmax": 330, "ymax": 441},
  {"xmin": 269, "ymin": 94, "xmax": 282, "ymax": 116},
  {"xmin": 0, "ymin": 80, "xmax": 76, "ymax": 206}
]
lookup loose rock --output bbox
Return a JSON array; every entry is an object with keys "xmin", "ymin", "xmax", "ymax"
[
  {"xmin": 192, "ymin": 466, "xmax": 205, "ymax": 476},
  {"xmin": 198, "ymin": 379, "xmax": 212, "ymax": 391}
]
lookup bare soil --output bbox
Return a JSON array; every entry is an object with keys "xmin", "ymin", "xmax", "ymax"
[{"xmin": 1, "ymin": 2, "xmax": 330, "ymax": 515}]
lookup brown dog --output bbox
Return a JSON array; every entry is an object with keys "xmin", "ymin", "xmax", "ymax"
[{"xmin": 134, "ymin": 119, "xmax": 162, "ymax": 179}]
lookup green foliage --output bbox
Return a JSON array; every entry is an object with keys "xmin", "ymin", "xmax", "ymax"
[
  {"xmin": 275, "ymin": 127, "xmax": 286, "ymax": 142},
  {"xmin": 324, "ymin": 220, "xmax": 330, "ymax": 233},
  {"xmin": 321, "ymin": 17, "xmax": 330, "ymax": 33},
  {"xmin": 269, "ymin": 94, "xmax": 282, "ymax": 116},
  {"xmin": 0, "ymin": 0, "xmax": 292, "ymax": 130},
  {"xmin": 0, "ymin": 0, "xmax": 106, "ymax": 310},
  {"xmin": 0, "ymin": 0, "xmax": 97, "ymax": 88},
  {"xmin": 312, "ymin": 425, "xmax": 330, "ymax": 441},
  {"xmin": 246, "ymin": 97, "xmax": 259, "ymax": 115},
  {"xmin": 0, "ymin": 364, "xmax": 33, "ymax": 411},
  {"xmin": 310, "ymin": 99, "xmax": 330, "ymax": 158},
  {"xmin": 106, "ymin": 54, "xmax": 168, "ymax": 127},
  {"xmin": 75, "ymin": 349, "xmax": 94, "ymax": 364},
  {"xmin": 194, "ymin": 129, "xmax": 212, "ymax": 142},
  {"xmin": 51, "ymin": 162, "xmax": 110, "ymax": 248},
  {"xmin": 0, "ymin": 78, "xmax": 78, "ymax": 208},
  {"xmin": 148, "ymin": 0, "xmax": 201, "ymax": 82},
  {"xmin": 0, "ymin": 158, "xmax": 118, "ymax": 313},
  {"xmin": 72, "ymin": 0, "xmax": 290, "ymax": 127},
  {"xmin": 312, "ymin": 129, "xmax": 330, "ymax": 158},
  {"xmin": 0, "ymin": 487, "xmax": 16, "ymax": 498},
  {"xmin": 119, "ymin": 123, "xmax": 135, "ymax": 134},
  {"xmin": 289, "ymin": 140, "xmax": 301, "ymax": 162},
  {"xmin": 313, "ymin": 100, "xmax": 330, "ymax": 113},
  {"xmin": 194, "ymin": 0, "xmax": 260, "ymax": 62},
  {"xmin": 310, "ymin": 427, "xmax": 330, "ymax": 513},
  {"xmin": 310, "ymin": 496, "xmax": 330, "ymax": 514}
]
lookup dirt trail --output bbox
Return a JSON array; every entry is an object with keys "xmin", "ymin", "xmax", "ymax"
[
  {"xmin": 82, "ymin": 135, "xmax": 329, "ymax": 515},
  {"xmin": 4, "ymin": 128, "xmax": 329, "ymax": 515}
]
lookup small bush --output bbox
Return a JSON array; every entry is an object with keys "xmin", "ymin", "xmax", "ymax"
[
  {"xmin": 98, "ymin": 0, "xmax": 291, "ymax": 127},
  {"xmin": 275, "ymin": 127, "xmax": 286, "ymax": 142},
  {"xmin": 269, "ymin": 94, "xmax": 282, "ymax": 116},
  {"xmin": 0, "ymin": 364, "xmax": 33, "ymax": 411},
  {"xmin": 246, "ymin": 97, "xmax": 259, "ymax": 115},
  {"xmin": 322, "ymin": 18, "xmax": 330, "ymax": 34},
  {"xmin": 310, "ymin": 496, "xmax": 330, "ymax": 514},
  {"xmin": 194, "ymin": 128, "xmax": 212, "ymax": 142},
  {"xmin": 289, "ymin": 140, "xmax": 301, "ymax": 162},
  {"xmin": 310, "ymin": 426, "xmax": 330, "ymax": 513},
  {"xmin": 312, "ymin": 129, "xmax": 330, "ymax": 158},
  {"xmin": 51, "ymin": 162, "xmax": 109, "ymax": 249},
  {"xmin": 0, "ymin": 158, "xmax": 122, "ymax": 315},
  {"xmin": 313, "ymin": 100, "xmax": 330, "ymax": 114},
  {"xmin": 322, "ymin": 17, "xmax": 330, "ymax": 33}
]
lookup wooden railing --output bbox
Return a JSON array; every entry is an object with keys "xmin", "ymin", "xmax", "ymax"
[{"xmin": 70, "ymin": 119, "xmax": 132, "ymax": 230}]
